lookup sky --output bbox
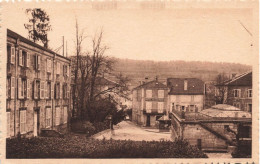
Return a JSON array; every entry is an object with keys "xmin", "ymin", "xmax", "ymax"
[{"xmin": 2, "ymin": 2, "xmax": 256, "ymax": 65}]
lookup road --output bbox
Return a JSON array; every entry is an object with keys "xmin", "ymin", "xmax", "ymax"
[{"xmin": 93, "ymin": 121, "xmax": 172, "ymax": 141}]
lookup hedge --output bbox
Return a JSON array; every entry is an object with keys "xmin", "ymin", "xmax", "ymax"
[{"xmin": 6, "ymin": 136, "xmax": 207, "ymax": 158}]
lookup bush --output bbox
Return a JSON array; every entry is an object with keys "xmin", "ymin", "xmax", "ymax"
[
  {"xmin": 71, "ymin": 120, "xmax": 95, "ymax": 135},
  {"xmin": 93, "ymin": 121, "xmax": 109, "ymax": 134},
  {"xmin": 6, "ymin": 137, "xmax": 208, "ymax": 158}
]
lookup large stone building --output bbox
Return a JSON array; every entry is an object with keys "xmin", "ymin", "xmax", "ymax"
[
  {"xmin": 170, "ymin": 104, "xmax": 252, "ymax": 152},
  {"xmin": 132, "ymin": 79, "xmax": 168, "ymax": 127},
  {"xmin": 167, "ymin": 78, "xmax": 205, "ymax": 113},
  {"xmin": 215, "ymin": 71, "xmax": 252, "ymax": 112},
  {"xmin": 6, "ymin": 29, "xmax": 71, "ymax": 138}
]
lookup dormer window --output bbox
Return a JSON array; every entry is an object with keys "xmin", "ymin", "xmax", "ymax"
[{"xmin": 184, "ymin": 80, "xmax": 188, "ymax": 91}]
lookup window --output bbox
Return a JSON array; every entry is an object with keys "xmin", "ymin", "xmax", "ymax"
[
  {"xmin": 247, "ymin": 104, "xmax": 252, "ymax": 112},
  {"xmin": 158, "ymin": 102, "xmax": 164, "ymax": 113},
  {"xmin": 20, "ymin": 110, "xmax": 26, "ymax": 134},
  {"xmin": 46, "ymin": 82, "xmax": 51, "ymax": 99},
  {"xmin": 233, "ymin": 89, "xmax": 241, "ymax": 98},
  {"xmin": 7, "ymin": 112, "xmax": 11, "ymax": 137},
  {"xmin": 63, "ymin": 106, "xmax": 68, "ymax": 123},
  {"xmin": 146, "ymin": 101, "xmax": 152, "ymax": 113},
  {"xmin": 7, "ymin": 77, "xmax": 11, "ymax": 99},
  {"xmin": 247, "ymin": 89, "xmax": 252, "ymax": 98},
  {"xmin": 158, "ymin": 90, "xmax": 164, "ymax": 98},
  {"xmin": 63, "ymin": 65, "xmax": 68, "ymax": 77},
  {"xmin": 34, "ymin": 80, "xmax": 40, "ymax": 99},
  {"xmin": 189, "ymin": 105, "xmax": 195, "ymax": 112},
  {"xmin": 184, "ymin": 80, "xmax": 188, "ymax": 91},
  {"xmin": 63, "ymin": 84, "xmax": 67, "ymax": 99},
  {"xmin": 18, "ymin": 78, "xmax": 26, "ymax": 99},
  {"xmin": 55, "ymin": 107, "xmax": 61, "ymax": 125},
  {"xmin": 146, "ymin": 90, "xmax": 152, "ymax": 98},
  {"xmin": 55, "ymin": 83, "xmax": 60, "ymax": 99},
  {"xmin": 46, "ymin": 107, "xmax": 51, "ymax": 128}
]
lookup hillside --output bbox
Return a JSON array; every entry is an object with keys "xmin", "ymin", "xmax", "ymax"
[{"xmin": 111, "ymin": 58, "xmax": 252, "ymax": 88}]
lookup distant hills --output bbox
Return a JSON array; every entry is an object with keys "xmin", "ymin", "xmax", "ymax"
[{"xmin": 111, "ymin": 58, "xmax": 252, "ymax": 89}]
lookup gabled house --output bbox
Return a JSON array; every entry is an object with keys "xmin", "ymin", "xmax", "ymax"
[
  {"xmin": 215, "ymin": 71, "xmax": 252, "ymax": 112},
  {"xmin": 167, "ymin": 78, "xmax": 205, "ymax": 113},
  {"xmin": 6, "ymin": 29, "xmax": 71, "ymax": 138},
  {"xmin": 132, "ymin": 79, "xmax": 168, "ymax": 127}
]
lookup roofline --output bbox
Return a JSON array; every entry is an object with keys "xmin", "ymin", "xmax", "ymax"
[
  {"xmin": 132, "ymin": 80, "xmax": 168, "ymax": 90},
  {"xmin": 224, "ymin": 71, "xmax": 252, "ymax": 85},
  {"xmin": 7, "ymin": 29, "xmax": 71, "ymax": 61}
]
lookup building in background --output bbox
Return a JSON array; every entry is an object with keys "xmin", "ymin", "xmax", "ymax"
[
  {"xmin": 6, "ymin": 29, "xmax": 71, "ymax": 138},
  {"xmin": 132, "ymin": 79, "xmax": 168, "ymax": 127},
  {"xmin": 170, "ymin": 104, "xmax": 252, "ymax": 152},
  {"xmin": 215, "ymin": 71, "xmax": 252, "ymax": 112},
  {"xmin": 167, "ymin": 78, "xmax": 205, "ymax": 114}
]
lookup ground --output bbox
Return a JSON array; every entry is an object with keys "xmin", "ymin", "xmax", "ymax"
[{"xmin": 93, "ymin": 121, "xmax": 171, "ymax": 141}]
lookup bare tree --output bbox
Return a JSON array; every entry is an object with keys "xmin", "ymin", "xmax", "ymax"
[{"xmin": 214, "ymin": 73, "xmax": 230, "ymax": 104}]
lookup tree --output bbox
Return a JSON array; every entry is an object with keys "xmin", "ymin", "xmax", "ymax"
[
  {"xmin": 24, "ymin": 8, "xmax": 52, "ymax": 48},
  {"xmin": 70, "ymin": 27, "xmax": 130, "ymax": 122},
  {"xmin": 214, "ymin": 73, "xmax": 229, "ymax": 104}
]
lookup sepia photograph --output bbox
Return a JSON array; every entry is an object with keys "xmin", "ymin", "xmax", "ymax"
[{"xmin": 0, "ymin": 0, "xmax": 259, "ymax": 163}]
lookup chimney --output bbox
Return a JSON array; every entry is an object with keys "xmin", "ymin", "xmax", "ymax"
[
  {"xmin": 184, "ymin": 80, "xmax": 188, "ymax": 91},
  {"xmin": 144, "ymin": 77, "xmax": 149, "ymax": 83}
]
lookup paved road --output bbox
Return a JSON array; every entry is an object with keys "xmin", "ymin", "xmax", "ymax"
[{"xmin": 93, "ymin": 121, "xmax": 172, "ymax": 141}]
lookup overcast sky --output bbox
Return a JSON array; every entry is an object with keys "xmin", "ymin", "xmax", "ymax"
[{"xmin": 2, "ymin": 2, "xmax": 255, "ymax": 65}]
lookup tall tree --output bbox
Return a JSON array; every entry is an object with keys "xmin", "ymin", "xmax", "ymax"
[
  {"xmin": 24, "ymin": 8, "xmax": 51, "ymax": 48},
  {"xmin": 214, "ymin": 73, "xmax": 230, "ymax": 104}
]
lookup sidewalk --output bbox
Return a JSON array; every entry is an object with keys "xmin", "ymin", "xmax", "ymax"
[{"xmin": 127, "ymin": 121, "xmax": 171, "ymax": 134}]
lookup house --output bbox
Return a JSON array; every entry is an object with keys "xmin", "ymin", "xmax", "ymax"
[
  {"xmin": 170, "ymin": 104, "xmax": 252, "ymax": 152},
  {"xmin": 132, "ymin": 79, "xmax": 168, "ymax": 127},
  {"xmin": 167, "ymin": 78, "xmax": 205, "ymax": 113},
  {"xmin": 6, "ymin": 29, "xmax": 71, "ymax": 138},
  {"xmin": 215, "ymin": 71, "xmax": 252, "ymax": 112}
]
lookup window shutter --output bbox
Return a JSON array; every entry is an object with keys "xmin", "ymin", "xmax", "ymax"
[
  {"xmin": 37, "ymin": 55, "xmax": 41, "ymax": 71},
  {"xmin": 7, "ymin": 112, "xmax": 10, "ymax": 137},
  {"xmin": 55, "ymin": 107, "xmax": 60, "ymax": 125},
  {"xmin": 26, "ymin": 52, "xmax": 30, "ymax": 68},
  {"xmin": 45, "ymin": 82, "xmax": 48, "ymax": 99},
  {"xmin": 11, "ymin": 77, "xmax": 15, "ymax": 99},
  {"xmin": 67, "ymin": 85, "xmax": 70, "ymax": 99},
  {"xmin": 19, "ymin": 50, "xmax": 23, "ymax": 66},
  {"xmin": 40, "ymin": 81, "xmax": 45, "ymax": 99},
  {"xmin": 64, "ymin": 107, "xmax": 68, "ymax": 123},
  {"xmin": 57, "ymin": 62, "xmax": 60, "ymax": 74},
  {"xmin": 26, "ymin": 79, "xmax": 30, "ymax": 99},
  {"xmin": 34, "ymin": 80, "xmax": 37, "ymax": 99},
  {"xmin": 18, "ymin": 78, "xmax": 22, "ymax": 99},
  {"xmin": 60, "ymin": 83, "xmax": 63, "ymax": 99},
  {"xmin": 51, "ymin": 82, "xmax": 54, "ymax": 99},
  {"xmin": 11, "ymin": 47, "xmax": 15, "ymax": 64}
]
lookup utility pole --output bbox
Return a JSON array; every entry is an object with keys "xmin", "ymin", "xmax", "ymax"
[{"xmin": 62, "ymin": 36, "xmax": 65, "ymax": 56}]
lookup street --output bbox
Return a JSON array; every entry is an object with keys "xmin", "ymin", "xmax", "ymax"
[{"xmin": 93, "ymin": 121, "xmax": 172, "ymax": 141}]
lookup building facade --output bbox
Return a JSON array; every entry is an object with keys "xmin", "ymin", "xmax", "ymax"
[
  {"xmin": 6, "ymin": 29, "xmax": 71, "ymax": 138},
  {"xmin": 132, "ymin": 80, "xmax": 168, "ymax": 127},
  {"xmin": 167, "ymin": 78, "xmax": 205, "ymax": 113},
  {"xmin": 215, "ymin": 71, "xmax": 252, "ymax": 112},
  {"xmin": 170, "ymin": 104, "xmax": 252, "ymax": 152}
]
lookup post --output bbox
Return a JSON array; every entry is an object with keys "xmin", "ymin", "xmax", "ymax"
[{"xmin": 62, "ymin": 36, "xmax": 64, "ymax": 56}]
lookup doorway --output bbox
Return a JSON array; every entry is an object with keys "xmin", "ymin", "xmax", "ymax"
[
  {"xmin": 146, "ymin": 115, "xmax": 150, "ymax": 127},
  {"xmin": 197, "ymin": 139, "xmax": 202, "ymax": 150},
  {"xmin": 34, "ymin": 109, "xmax": 40, "ymax": 136}
]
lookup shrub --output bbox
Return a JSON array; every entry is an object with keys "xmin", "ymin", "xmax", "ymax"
[
  {"xmin": 71, "ymin": 120, "xmax": 95, "ymax": 135},
  {"xmin": 6, "ymin": 137, "xmax": 208, "ymax": 158}
]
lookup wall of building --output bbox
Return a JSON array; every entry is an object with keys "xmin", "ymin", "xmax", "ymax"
[
  {"xmin": 227, "ymin": 86, "xmax": 252, "ymax": 112},
  {"xmin": 168, "ymin": 95, "xmax": 204, "ymax": 112},
  {"xmin": 6, "ymin": 34, "xmax": 70, "ymax": 138}
]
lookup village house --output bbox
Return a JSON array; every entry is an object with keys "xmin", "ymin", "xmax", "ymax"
[
  {"xmin": 170, "ymin": 104, "xmax": 252, "ymax": 153},
  {"xmin": 167, "ymin": 78, "xmax": 205, "ymax": 113},
  {"xmin": 132, "ymin": 79, "xmax": 168, "ymax": 127},
  {"xmin": 6, "ymin": 29, "xmax": 71, "ymax": 138},
  {"xmin": 215, "ymin": 71, "xmax": 252, "ymax": 112}
]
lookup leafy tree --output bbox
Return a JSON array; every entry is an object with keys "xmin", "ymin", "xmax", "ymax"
[
  {"xmin": 24, "ymin": 8, "xmax": 52, "ymax": 48},
  {"xmin": 214, "ymin": 73, "xmax": 230, "ymax": 104}
]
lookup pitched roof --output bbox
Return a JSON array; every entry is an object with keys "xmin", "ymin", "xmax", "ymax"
[
  {"xmin": 224, "ymin": 71, "xmax": 252, "ymax": 86},
  {"xmin": 7, "ymin": 29, "xmax": 70, "ymax": 61},
  {"xmin": 167, "ymin": 78, "xmax": 204, "ymax": 95},
  {"xmin": 133, "ymin": 80, "xmax": 167, "ymax": 90},
  {"xmin": 95, "ymin": 77, "xmax": 118, "ymax": 86}
]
